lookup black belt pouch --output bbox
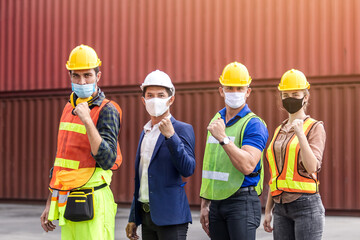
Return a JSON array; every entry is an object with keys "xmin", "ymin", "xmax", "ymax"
[{"xmin": 64, "ymin": 189, "xmax": 94, "ymax": 222}]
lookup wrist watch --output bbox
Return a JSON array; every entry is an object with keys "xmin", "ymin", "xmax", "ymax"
[{"xmin": 220, "ymin": 136, "xmax": 230, "ymax": 146}]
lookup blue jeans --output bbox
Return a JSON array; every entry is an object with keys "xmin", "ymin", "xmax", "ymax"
[
  {"xmin": 273, "ymin": 194, "xmax": 325, "ymax": 240},
  {"xmin": 209, "ymin": 189, "xmax": 261, "ymax": 240}
]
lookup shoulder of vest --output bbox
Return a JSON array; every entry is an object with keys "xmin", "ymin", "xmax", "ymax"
[
  {"xmin": 244, "ymin": 112, "xmax": 267, "ymax": 127},
  {"xmin": 210, "ymin": 111, "xmax": 266, "ymax": 127},
  {"xmin": 306, "ymin": 117, "xmax": 318, "ymax": 124},
  {"xmin": 209, "ymin": 112, "xmax": 221, "ymax": 122},
  {"xmin": 274, "ymin": 117, "xmax": 318, "ymax": 134},
  {"xmin": 99, "ymin": 99, "xmax": 122, "ymax": 122},
  {"xmin": 238, "ymin": 112, "xmax": 265, "ymax": 139},
  {"xmin": 100, "ymin": 99, "xmax": 121, "ymax": 113},
  {"xmin": 303, "ymin": 117, "xmax": 320, "ymax": 137},
  {"xmin": 64, "ymin": 102, "xmax": 72, "ymax": 108},
  {"xmin": 62, "ymin": 102, "xmax": 74, "ymax": 114},
  {"xmin": 104, "ymin": 98, "xmax": 119, "ymax": 108},
  {"xmin": 272, "ymin": 124, "xmax": 282, "ymax": 137}
]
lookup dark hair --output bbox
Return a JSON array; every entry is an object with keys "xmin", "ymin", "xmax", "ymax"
[
  {"xmin": 142, "ymin": 86, "xmax": 172, "ymax": 97},
  {"xmin": 69, "ymin": 67, "xmax": 100, "ymax": 75}
]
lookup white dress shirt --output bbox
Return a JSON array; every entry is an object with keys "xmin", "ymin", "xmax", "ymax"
[{"xmin": 138, "ymin": 114, "xmax": 172, "ymax": 203}]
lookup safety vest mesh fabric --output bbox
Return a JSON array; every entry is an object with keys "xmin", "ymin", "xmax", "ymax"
[
  {"xmin": 49, "ymin": 99, "xmax": 122, "ymax": 191},
  {"xmin": 200, "ymin": 112, "xmax": 265, "ymax": 200},
  {"xmin": 266, "ymin": 117, "xmax": 319, "ymax": 197}
]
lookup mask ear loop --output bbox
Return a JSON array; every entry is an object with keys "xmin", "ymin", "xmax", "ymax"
[
  {"xmin": 301, "ymin": 96, "xmax": 306, "ymax": 107},
  {"xmin": 302, "ymin": 96, "xmax": 308, "ymax": 112}
]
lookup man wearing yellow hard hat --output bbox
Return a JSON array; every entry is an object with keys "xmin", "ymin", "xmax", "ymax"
[
  {"xmin": 199, "ymin": 62, "xmax": 268, "ymax": 239},
  {"xmin": 40, "ymin": 44, "xmax": 123, "ymax": 240}
]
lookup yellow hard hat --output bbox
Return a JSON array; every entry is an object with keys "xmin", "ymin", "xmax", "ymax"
[
  {"xmin": 66, "ymin": 44, "xmax": 102, "ymax": 70},
  {"xmin": 278, "ymin": 69, "xmax": 310, "ymax": 91},
  {"xmin": 219, "ymin": 62, "xmax": 252, "ymax": 86}
]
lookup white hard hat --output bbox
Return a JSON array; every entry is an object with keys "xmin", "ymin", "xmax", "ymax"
[{"xmin": 140, "ymin": 70, "xmax": 175, "ymax": 96}]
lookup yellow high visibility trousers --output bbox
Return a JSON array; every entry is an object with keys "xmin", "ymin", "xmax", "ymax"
[
  {"xmin": 61, "ymin": 185, "xmax": 117, "ymax": 240},
  {"xmin": 49, "ymin": 168, "xmax": 117, "ymax": 240}
]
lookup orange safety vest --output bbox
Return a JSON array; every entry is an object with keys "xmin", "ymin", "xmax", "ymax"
[
  {"xmin": 266, "ymin": 117, "xmax": 319, "ymax": 197},
  {"xmin": 49, "ymin": 99, "xmax": 122, "ymax": 191}
]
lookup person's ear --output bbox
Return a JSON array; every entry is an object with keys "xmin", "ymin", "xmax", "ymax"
[
  {"xmin": 219, "ymin": 87, "xmax": 225, "ymax": 97},
  {"xmin": 96, "ymin": 71, "xmax": 102, "ymax": 82},
  {"xmin": 141, "ymin": 96, "xmax": 146, "ymax": 106},
  {"xmin": 304, "ymin": 94, "xmax": 309, "ymax": 103},
  {"xmin": 168, "ymin": 95, "xmax": 175, "ymax": 106},
  {"xmin": 245, "ymin": 87, "xmax": 252, "ymax": 98}
]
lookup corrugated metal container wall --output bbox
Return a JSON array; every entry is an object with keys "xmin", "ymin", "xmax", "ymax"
[
  {"xmin": 1, "ymin": 0, "xmax": 360, "ymax": 214},
  {"xmin": 1, "ymin": 77, "xmax": 360, "ymax": 213},
  {"xmin": 1, "ymin": 0, "xmax": 360, "ymax": 91},
  {"xmin": 0, "ymin": 95, "xmax": 64, "ymax": 199}
]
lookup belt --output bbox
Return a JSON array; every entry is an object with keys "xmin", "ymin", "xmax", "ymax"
[
  {"xmin": 94, "ymin": 183, "xmax": 108, "ymax": 191},
  {"xmin": 142, "ymin": 202, "xmax": 150, "ymax": 213},
  {"xmin": 232, "ymin": 186, "xmax": 255, "ymax": 197},
  {"xmin": 70, "ymin": 183, "xmax": 107, "ymax": 194}
]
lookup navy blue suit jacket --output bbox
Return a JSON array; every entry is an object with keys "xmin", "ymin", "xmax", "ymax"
[{"xmin": 129, "ymin": 117, "xmax": 196, "ymax": 226}]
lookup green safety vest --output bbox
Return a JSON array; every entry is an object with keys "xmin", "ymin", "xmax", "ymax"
[{"xmin": 200, "ymin": 112, "xmax": 265, "ymax": 200}]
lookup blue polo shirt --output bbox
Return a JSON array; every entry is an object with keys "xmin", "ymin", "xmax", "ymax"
[{"xmin": 219, "ymin": 104, "xmax": 268, "ymax": 187}]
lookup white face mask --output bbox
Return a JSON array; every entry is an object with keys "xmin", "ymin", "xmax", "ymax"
[
  {"xmin": 145, "ymin": 97, "xmax": 171, "ymax": 117},
  {"xmin": 224, "ymin": 91, "xmax": 246, "ymax": 109}
]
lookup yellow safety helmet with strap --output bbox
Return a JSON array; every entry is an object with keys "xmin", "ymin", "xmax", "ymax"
[
  {"xmin": 219, "ymin": 62, "xmax": 252, "ymax": 86},
  {"xmin": 278, "ymin": 69, "xmax": 310, "ymax": 91},
  {"xmin": 66, "ymin": 44, "xmax": 102, "ymax": 70}
]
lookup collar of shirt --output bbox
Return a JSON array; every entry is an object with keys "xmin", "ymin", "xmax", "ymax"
[
  {"xmin": 143, "ymin": 114, "xmax": 172, "ymax": 133},
  {"xmin": 219, "ymin": 104, "xmax": 251, "ymax": 127},
  {"xmin": 90, "ymin": 88, "xmax": 105, "ymax": 106},
  {"xmin": 138, "ymin": 114, "xmax": 172, "ymax": 203}
]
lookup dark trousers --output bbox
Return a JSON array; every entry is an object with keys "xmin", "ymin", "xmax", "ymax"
[
  {"xmin": 141, "ymin": 210, "xmax": 188, "ymax": 240},
  {"xmin": 273, "ymin": 194, "xmax": 325, "ymax": 240},
  {"xmin": 209, "ymin": 189, "xmax": 261, "ymax": 240}
]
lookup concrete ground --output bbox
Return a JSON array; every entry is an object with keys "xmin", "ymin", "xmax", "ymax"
[{"xmin": 0, "ymin": 203, "xmax": 359, "ymax": 240}]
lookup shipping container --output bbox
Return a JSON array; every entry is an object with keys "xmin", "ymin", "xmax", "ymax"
[
  {"xmin": 1, "ymin": 0, "xmax": 360, "ymax": 91},
  {"xmin": 1, "ymin": 0, "xmax": 360, "ymax": 215},
  {"xmin": 1, "ymin": 77, "xmax": 360, "ymax": 214}
]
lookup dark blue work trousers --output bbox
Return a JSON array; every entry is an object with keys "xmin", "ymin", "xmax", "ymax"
[
  {"xmin": 141, "ymin": 210, "xmax": 189, "ymax": 240},
  {"xmin": 209, "ymin": 189, "xmax": 261, "ymax": 240}
]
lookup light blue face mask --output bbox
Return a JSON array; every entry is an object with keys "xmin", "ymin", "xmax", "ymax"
[{"xmin": 71, "ymin": 82, "xmax": 96, "ymax": 98}]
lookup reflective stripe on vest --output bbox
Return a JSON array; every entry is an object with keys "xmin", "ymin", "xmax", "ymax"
[
  {"xmin": 54, "ymin": 158, "xmax": 80, "ymax": 170},
  {"xmin": 59, "ymin": 122, "xmax": 86, "ymax": 134},
  {"xmin": 49, "ymin": 99, "xmax": 122, "ymax": 191},
  {"xmin": 200, "ymin": 112, "xmax": 266, "ymax": 200},
  {"xmin": 266, "ymin": 117, "xmax": 319, "ymax": 197},
  {"xmin": 48, "ymin": 189, "xmax": 70, "ymax": 222}
]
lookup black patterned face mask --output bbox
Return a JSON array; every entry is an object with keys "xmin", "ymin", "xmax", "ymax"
[{"xmin": 282, "ymin": 97, "xmax": 305, "ymax": 114}]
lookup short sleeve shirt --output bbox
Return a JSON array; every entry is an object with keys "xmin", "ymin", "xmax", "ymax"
[{"xmin": 219, "ymin": 104, "xmax": 269, "ymax": 187}]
